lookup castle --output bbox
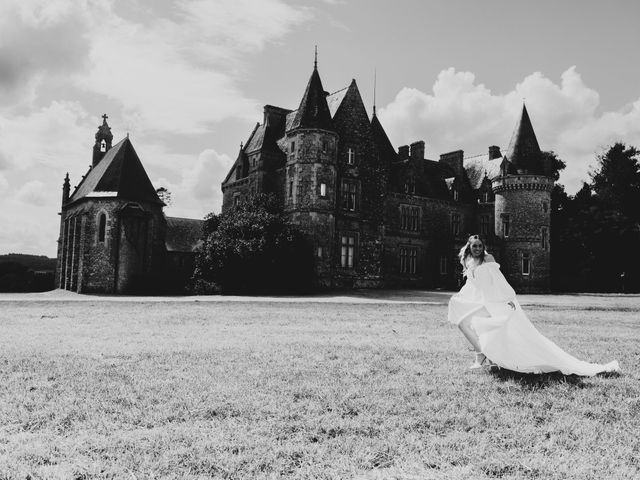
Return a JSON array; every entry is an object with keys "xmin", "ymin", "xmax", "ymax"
[
  {"xmin": 56, "ymin": 60, "xmax": 555, "ymax": 294},
  {"xmin": 221, "ymin": 60, "xmax": 554, "ymax": 292}
]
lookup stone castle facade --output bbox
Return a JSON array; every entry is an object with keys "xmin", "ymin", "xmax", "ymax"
[
  {"xmin": 56, "ymin": 62, "xmax": 555, "ymax": 294},
  {"xmin": 221, "ymin": 62, "xmax": 555, "ymax": 292}
]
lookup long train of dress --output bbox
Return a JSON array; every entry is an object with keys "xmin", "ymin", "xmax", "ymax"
[{"xmin": 448, "ymin": 262, "xmax": 620, "ymax": 376}]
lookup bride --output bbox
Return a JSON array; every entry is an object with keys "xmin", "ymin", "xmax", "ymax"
[{"xmin": 448, "ymin": 235, "xmax": 620, "ymax": 375}]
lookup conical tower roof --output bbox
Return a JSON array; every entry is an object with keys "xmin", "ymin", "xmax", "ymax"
[
  {"xmin": 505, "ymin": 104, "xmax": 544, "ymax": 174},
  {"xmin": 288, "ymin": 66, "xmax": 333, "ymax": 132}
]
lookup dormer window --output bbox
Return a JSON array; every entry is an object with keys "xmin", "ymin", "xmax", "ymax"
[
  {"xmin": 100, "ymin": 139, "xmax": 107, "ymax": 152},
  {"xmin": 482, "ymin": 191, "xmax": 490, "ymax": 203}
]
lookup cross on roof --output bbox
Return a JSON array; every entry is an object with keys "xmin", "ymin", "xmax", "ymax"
[{"xmin": 102, "ymin": 114, "xmax": 108, "ymax": 122}]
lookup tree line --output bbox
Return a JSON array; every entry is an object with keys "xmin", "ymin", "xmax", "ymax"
[{"xmin": 551, "ymin": 142, "xmax": 640, "ymax": 292}]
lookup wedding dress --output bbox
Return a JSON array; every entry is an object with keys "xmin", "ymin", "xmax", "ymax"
[{"xmin": 448, "ymin": 260, "xmax": 620, "ymax": 376}]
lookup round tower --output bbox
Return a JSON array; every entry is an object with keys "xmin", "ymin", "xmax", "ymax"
[
  {"xmin": 284, "ymin": 57, "xmax": 338, "ymax": 287},
  {"xmin": 493, "ymin": 105, "xmax": 553, "ymax": 293}
]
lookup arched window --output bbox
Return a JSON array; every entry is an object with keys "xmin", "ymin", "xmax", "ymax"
[
  {"xmin": 98, "ymin": 213, "xmax": 107, "ymax": 242},
  {"xmin": 100, "ymin": 139, "xmax": 107, "ymax": 152}
]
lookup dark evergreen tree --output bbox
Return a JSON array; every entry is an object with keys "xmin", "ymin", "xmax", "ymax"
[{"xmin": 193, "ymin": 194, "xmax": 315, "ymax": 294}]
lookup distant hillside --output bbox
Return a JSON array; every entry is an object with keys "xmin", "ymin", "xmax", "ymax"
[
  {"xmin": 0, "ymin": 253, "xmax": 57, "ymax": 271},
  {"xmin": 0, "ymin": 254, "xmax": 56, "ymax": 292}
]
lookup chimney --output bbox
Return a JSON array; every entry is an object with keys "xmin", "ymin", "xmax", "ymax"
[
  {"xmin": 410, "ymin": 141, "xmax": 425, "ymax": 160},
  {"xmin": 439, "ymin": 150, "xmax": 464, "ymax": 176},
  {"xmin": 263, "ymin": 105, "xmax": 290, "ymax": 128},
  {"xmin": 488, "ymin": 145, "xmax": 502, "ymax": 160},
  {"xmin": 398, "ymin": 145, "xmax": 409, "ymax": 160}
]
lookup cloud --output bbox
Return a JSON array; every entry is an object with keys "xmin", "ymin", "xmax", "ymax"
[
  {"xmin": 0, "ymin": 0, "xmax": 91, "ymax": 105},
  {"xmin": 153, "ymin": 148, "xmax": 233, "ymax": 219},
  {"xmin": 17, "ymin": 180, "xmax": 48, "ymax": 206},
  {"xmin": 379, "ymin": 66, "xmax": 640, "ymax": 194},
  {"xmin": 75, "ymin": 0, "xmax": 311, "ymax": 135}
]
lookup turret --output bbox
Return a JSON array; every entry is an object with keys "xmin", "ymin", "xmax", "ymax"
[
  {"xmin": 93, "ymin": 114, "xmax": 113, "ymax": 167},
  {"xmin": 492, "ymin": 104, "xmax": 553, "ymax": 293},
  {"xmin": 284, "ymin": 52, "xmax": 338, "ymax": 287},
  {"xmin": 62, "ymin": 172, "xmax": 70, "ymax": 205}
]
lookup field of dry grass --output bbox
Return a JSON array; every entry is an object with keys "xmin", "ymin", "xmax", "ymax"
[{"xmin": 0, "ymin": 291, "xmax": 638, "ymax": 479}]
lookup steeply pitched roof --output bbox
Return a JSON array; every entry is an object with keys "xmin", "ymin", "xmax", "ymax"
[
  {"xmin": 165, "ymin": 216, "xmax": 204, "ymax": 252},
  {"xmin": 505, "ymin": 104, "xmax": 544, "ymax": 174},
  {"xmin": 69, "ymin": 137, "xmax": 162, "ymax": 205},
  {"xmin": 370, "ymin": 114, "xmax": 397, "ymax": 163},
  {"xmin": 288, "ymin": 67, "xmax": 334, "ymax": 132},
  {"xmin": 463, "ymin": 154, "xmax": 504, "ymax": 189}
]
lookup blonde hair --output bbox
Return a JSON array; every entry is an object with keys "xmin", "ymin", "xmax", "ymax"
[{"xmin": 459, "ymin": 234, "xmax": 489, "ymax": 276}]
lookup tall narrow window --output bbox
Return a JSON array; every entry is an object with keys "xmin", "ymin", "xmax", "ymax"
[
  {"xmin": 289, "ymin": 181, "xmax": 294, "ymax": 198},
  {"xmin": 522, "ymin": 252, "xmax": 531, "ymax": 275},
  {"xmin": 451, "ymin": 213, "xmax": 461, "ymax": 236},
  {"xmin": 320, "ymin": 183, "xmax": 326, "ymax": 197},
  {"xmin": 98, "ymin": 213, "xmax": 106, "ymax": 243},
  {"xmin": 541, "ymin": 227, "xmax": 548, "ymax": 250},
  {"xmin": 482, "ymin": 191, "xmax": 490, "ymax": 203},
  {"xmin": 317, "ymin": 247, "xmax": 323, "ymax": 258},
  {"xmin": 290, "ymin": 141, "xmax": 295, "ymax": 154},
  {"xmin": 400, "ymin": 246, "xmax": 418, "ymax": 274},
  {"xmin": 480, "ymin": 215, "xmax": 490, "ymax": 236},
  {"xmin": 341, "ymin": 235, "xmax": 356, "ymax": 268},
  {"xmin": 502, "ymin": 214, "xmax": 510, "ymax": 237},
  {"xmin": 440, "ymin": 255, "xmax": 448, "ymax": 275},
  {"xmin": 347, "ymin": 147, "xmax": 355, "ymax": 165},
  {"xmin": 453, "ymin": 188, "xmax": 459, "ymax": 201},
  {"xmin": 100, "ymin": 139, "xmax": 107, "ymax": 152},
  {"xmin": 341, "ymin": 180, "xmax": 358, "ymax": 211},
  {"xmin": 322, "ymin": 140, "xmax": 328, "ymax": 153}
]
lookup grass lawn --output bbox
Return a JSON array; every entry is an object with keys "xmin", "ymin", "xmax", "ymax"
[{"xmin": 0, "ymin": 293, "xmax": 638, "ymax": 479}]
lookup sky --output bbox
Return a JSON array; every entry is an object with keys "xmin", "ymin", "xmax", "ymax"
[{"xmin": 1, "ymin": 0, "xmax": 639, "ymax": 257}]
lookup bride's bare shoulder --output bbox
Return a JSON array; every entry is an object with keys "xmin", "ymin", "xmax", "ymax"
[{"xmin": 485, "ymin": 254, "xmax": 496, "ymax": 263}]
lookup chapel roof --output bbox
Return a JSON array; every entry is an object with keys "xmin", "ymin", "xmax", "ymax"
[
  {"xmin": 165, "ymin": 216, "xmax": 204, "ymax": 252},
  {"xmin": 68, "ymin": 137, "xmax": 162, "ymax": 205}
]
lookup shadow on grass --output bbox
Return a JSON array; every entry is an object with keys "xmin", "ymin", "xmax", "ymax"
[{"xmin": 488, "ymin": 368, "xmax": 621, "ymax": 389}]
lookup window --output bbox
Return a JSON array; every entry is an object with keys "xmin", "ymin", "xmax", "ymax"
[
  {"xmin": 541, "ymin": 227, "xmax": 548, "ymax": 250},
  {"xmin": 347, "ymin": 147, "xmax": 355, "ymax": 165},
  {"xmin": 400, "ymin": 205, "xmax": 420, "ymax": 231},
  {"xmin": 341, "ymin": 180, "xmax": 358, "ymax": 211},
  {"xmin": 98, "ymin": 213, "xmax": 106, "ymax": 243},
  {"xmin": 522, "ymin": 252, "xmax": 531, "ymax": 275},
  {"xmin": 451, "ymin": 213, "xmax": 461, "ymax": 236},
  {"xmin": 453, "ymin": 188, "xmax": 459, "ymax": 201},
  {"xmin": 322, "ymin": 140, "xmax": 328, "ymax": 153},
  {"xmin": 440, "ymin": 255, "xmax": 448, "ymax": 275},
  {"xmin": 400, "ymin": 246, "xmax": 418, "ymax": 274},
  {"xmin": 341, "ymin": 235, "xmax": 356, "ymax": 268},
  {"xmin": 289, "ymin": 181, "xmax": 294, "ymax": 198},
  {"xmin": 317, "ymin": 247, "xmax": 323, "ymax": 258},
  {"xmin": 290, "ymin": 141, "xmax": 295, "ymax": 155},
  {"xmin": 542, "ymin": 201, "xmax": 549, "ymax": 213},
  {"xmin": 100, "ymin": 139, "xmax": 107, "ymax": 152},
  {"xmin": 320, "ymin": 183, "xmax": 327, "ymax": 197},
  {"xmin": 482, "ymin": 190, "xmax": 490, "ymax": 203},
  {"xmin": 252, "ymin": 156, "xmax": 256, "ymax": 168},
  {"xmin": 233, "ymin": 193, "xmax": 241, "ymax": 206},
  {"xmin": 404, "ymin": 179, "xmax": 416, "ymax": 194},
  {"xmin": 480, "ymin": 215, "xmax": 490, "ymax": 236},
  {"xmin": 502, "ymin": 214, "xmax": 510, "ymax": 237}
]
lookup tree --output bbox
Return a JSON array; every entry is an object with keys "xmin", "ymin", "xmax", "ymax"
[
  {"xmin": 156, "ymin": 187, "xmax": 173, "ymax": 207},
  {"xmin": 541, "ymin": 150, "xmax": 567, "ymax": 182},
  {"xmin": 193, "ymin": 194, "xmax": 315, "ymax": 294}
]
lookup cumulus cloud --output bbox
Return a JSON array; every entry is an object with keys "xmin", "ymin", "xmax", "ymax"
[
  {"xmin": 153, "ymin": 148, "xmax": 233, "ymax": 219},
  {"xmin": 379, "ymin": 66, "xmax": 640, "ymax": 194}
]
